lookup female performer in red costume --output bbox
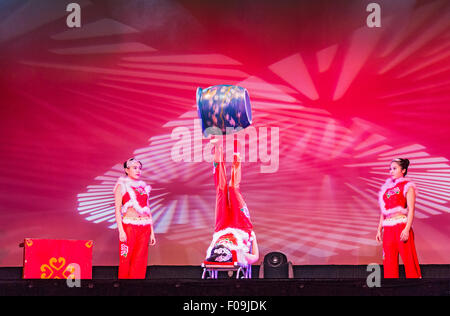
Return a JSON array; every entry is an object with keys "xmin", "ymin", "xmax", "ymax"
[
  {"xmin": 205, "ymin": 139, "xmax": 259, "ymax": 265},
  {"xmin": 376, "ymin": 158, "xmax": 421, "ymax": 278},
  {"xmin": 114, "ymin": 158, "xmax": 156, "ymax": 279}
]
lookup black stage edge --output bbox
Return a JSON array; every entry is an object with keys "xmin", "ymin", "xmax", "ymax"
[
  {"xmin": 0, "ymin": 278, "xmax": 449, "ymax": 296},
  {"xmin": 1, "ymin": 264, "xmax": 449, "ymax": 280},
  {"xmin": 0, "ymin": 265, "xmax": 449, "ymax": 297}
]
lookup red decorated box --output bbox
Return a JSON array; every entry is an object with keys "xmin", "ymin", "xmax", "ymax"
[{"xmin": 23, "ymin": 239, "xmax": 93, "ymax": 279}]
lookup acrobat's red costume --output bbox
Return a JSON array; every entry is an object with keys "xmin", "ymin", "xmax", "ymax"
[
  {"xmin": 114, "ymin": 177, "xmax": 153, "ymax": 279},
  {"xmin": 379, "ymin": 177, "xmax": 421, "ymax": 278},
  {"xmin": 205, "ymin": 145, "xmax": 254, "ymax": 264}
]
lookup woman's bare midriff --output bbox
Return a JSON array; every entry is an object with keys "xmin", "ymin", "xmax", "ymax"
[
  {"xmin": 385, "ymin": 212, "xmax": 407, "ymax": 220},
  {"xmin": 123, "ymin": 207, "xmax": 151, "ymax": 220}
]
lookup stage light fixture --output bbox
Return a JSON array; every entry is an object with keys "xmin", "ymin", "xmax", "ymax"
[{"xmin": 259, "ymin": 252, "xmax": 293, "ymax": 279}]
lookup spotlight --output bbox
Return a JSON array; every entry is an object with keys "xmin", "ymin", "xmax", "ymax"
[
  {"xmin": 259, "ymin": 252, "xmax": 293, "ymax": 279},
  {"xmin": 266, "ymin": 252, "xmax": 284, "ymax": 267}
]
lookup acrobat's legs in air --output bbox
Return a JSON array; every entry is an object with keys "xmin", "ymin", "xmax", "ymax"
[
  {"xmin": 229, "ymin": 142, "xmax": 253, "ymax": 232},
  {"xmin": 211, "ymin": 138, "xmax": 231, "ymax": 232}
]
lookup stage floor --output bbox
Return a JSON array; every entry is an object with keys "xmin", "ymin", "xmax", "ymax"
[
  {"xmin": 0, "ymin": 278, "xmax": 449, "ymax": 297},
  {"xmin": 0, "ymin": 265, "xmax": 449, "ymax": 296}
]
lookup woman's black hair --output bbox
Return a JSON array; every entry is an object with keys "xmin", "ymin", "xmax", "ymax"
[
  {"xmin": 123, "ymin": 158, "xmax": 143, "ymax": 175},
  {"xmin": 392, "ymin": 158, "xmax": 410, "ymax": 176},
  {"xmin": 206, "ymin": 245, "xmax": 233, "ymax": 263}
]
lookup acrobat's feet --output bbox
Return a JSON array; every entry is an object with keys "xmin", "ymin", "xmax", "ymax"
[
  {"xmin": 211, "ymin": 137, "xmax": 224, "ymax": 163},
  {"xmin": 210, "ymin": 138, "xmax": 220, "ymax": 146}
]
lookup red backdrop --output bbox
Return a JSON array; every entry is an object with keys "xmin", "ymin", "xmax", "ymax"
[{"xmin": 0, "ymin": 0, "xmax": 449, "ymax": 266}]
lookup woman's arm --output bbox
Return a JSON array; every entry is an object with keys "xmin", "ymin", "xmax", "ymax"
[
  {"xmin": 245, "ymin": 234, "xmax": 259, "ymax": 264},
  {"xmin": 401, "ymin": 187, "xmax": 416, "ymax": 241},
  {"xmin": 114, "ymin": 185, "xmax": 126, "ymax": 242},
  {"xmin": 149, "ymin": 224, "xmax": 156, "ymax": 246},
  {"xmin": 376, "ymin": 213, "xmax": 383, "ymax": 243},
  {"xmin": 145, "ymin": 188, "xmax": 156, "ymax": 246}
]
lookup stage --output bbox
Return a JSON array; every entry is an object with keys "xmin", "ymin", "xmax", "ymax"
[{"xmin": 1, "ymin": 265, "xmax": 449, "ymax": 296}]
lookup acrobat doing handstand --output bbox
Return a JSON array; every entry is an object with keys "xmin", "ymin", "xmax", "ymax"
[{"xmin": 204, "ymin": 138, "xmax": 259, "ymax": 266}]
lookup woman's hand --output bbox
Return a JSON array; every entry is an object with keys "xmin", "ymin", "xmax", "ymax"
[
  {"xmin": 376, "ymin": 229, "xmax": 383, "ymax": 243},
  {"xmin": 149, "ymin": 232, "xmax": 156, "ymax": 246},
  {"xmin": 400, "ymin": 227, "xmax": 410, "ymax": 242},
  {"xmin": 119, "ymin": 230, "xmax": 127, "ymax": 243}
]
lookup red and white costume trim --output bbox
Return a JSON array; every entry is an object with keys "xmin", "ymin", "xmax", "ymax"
[
  {"xmin": 378, "ymin": 177, "xmax": 416, "ymax": 218},
  {"xmin": 206, "ymin": 228, "xmax": 254, "ymax": 264},
  {"xmin": 122, "ymin": 217, "xmax": 154, "ymax": 226},
  {"xmin": 382, "ymin": 216, "xmax": 408, "ymax": 227},
  {"xmin": 114, "ymin": 177, "xmax": 152, "ymax": 219}
]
